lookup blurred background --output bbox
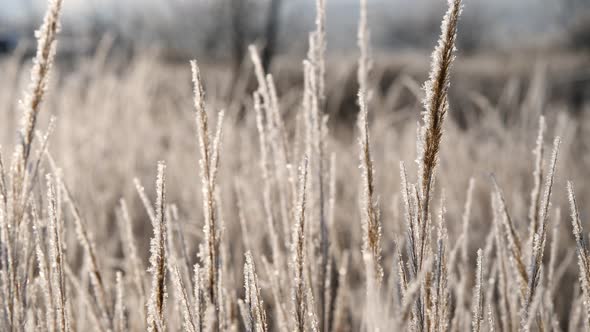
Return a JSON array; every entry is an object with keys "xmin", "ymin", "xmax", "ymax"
[
  {"xmin": 1, "ymin": 0, "xmax": 589, "ymax": 60},
  {"xmin": 2, "ymin": 0, "xmax": 588, "ymax": 125},
  {"xmin": 0, "ymin": 0, "xmax": 589, "ymax": 229}
]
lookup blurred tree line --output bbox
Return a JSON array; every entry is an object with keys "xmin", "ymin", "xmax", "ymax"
[{"xmin": 1, "ymin": 0, "xmax": 589, "ymax": 61}]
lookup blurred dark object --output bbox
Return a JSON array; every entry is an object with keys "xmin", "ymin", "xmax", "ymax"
[
  {"xmin": 230, "ymin": 0, "xmax": 247, "ymax": 76},
  {"xmin": 455, "ymin": 9, "xmax": 488, "ymax": 54},
  {"xmin": 227, "ymin": 0, "xmax": 283, "ymax": 103},
  {"xmin": 382, "ymin": 3, "xmax": 488, "ymax": 54},
  {"xmin": 261, "ymin": 0, "xmax": 282, "ymax": 72},
  {"xmin": 229, "ymin": 0, "xmax": 283, "ymax": 73},
  {"xmin": 0, "ymin": 33, "xmax": 18, "ymax": 54},
  {"xmin": 382, "ymin": 12, "xmax": 439, "ymax": 50},
  {"xmin": 567, "ymin": 10, "xmax": 590, "ymax": 50}
]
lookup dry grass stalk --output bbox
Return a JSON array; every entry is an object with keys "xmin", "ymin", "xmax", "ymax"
[
  {"xmin": 114, "ymin": 271, "xmax": 126, "ymax": 332},
  {"xmin": 399, "ymin": 257, "xmax": 433, "ymax": 328},
  {"xmin": 191, "ymin": 60, "xmax": 225, "ymax": 330},
  {"xmin": 453, "ymin": 178, "xmax": 475, "ymax": 327},
  {"xmin": 27, "ymin": 118, "xmax": 55, "ymax": 198},
  {"xmin": 356, "ymin": 0, "xmax": 383, "ymax": 289},
  {"xmin": 490, "ymin": 190, "xmax": 512, "ymax": 332},
  {"xmin": 430, "ymin": 202, "xmax": 450, "ymax": 331},
  {"xmin": 305, "ymin": 283, "xmax": 321, "ymax": 332},
  {"xmin": 491, "ymin": 177, "xmax": 528, "ymax": 296},
  {"xmin": 291, "ymin": 158, "xmax": 309, "ymax": 332},
  {"xmin": 358, "ymin": 89, "xmax": 383, "ymax": 284},
  {"xmin": 18, "ymin": 0, "xmax": 63, "ymax": 165},
  {"xmin": 46, "ymin": 175, "xmax": 69, "ymax": 332},
  {"xmin": 0, "ymin": 1, "xmax": 64, "ymax": 325},
  {"xmin": 301, "ymin": 2, "xmax": 330, "ymax": 328},
  {"xmin": 528, "ymin": 116, "xmax": 546, "ymax": 244},
  {"xmin": 522, "ymin": 284, "xmax": 545, "ymax": 332},
  {"xmin": 118, "ymin": 199, "xmax": 146, "ymax": 317},
  {"xmin": 567, "ymin": 181, "xmax": 590, "ymax": 328},
  {"xmin": 418, "ymin": 0, "xmax": 462, "ymax": 222},
  {"xmin": 399, "ymin": 163, "xmax": 427, "ymax": 330},
  {"xmin": 399, "ymin": 162, "xmax": 418, "ymax": 275},
  {"xmin": 172, "ymin": 264, "xmax": 197, "ymax": 332},
  {"xmin": 247, "ymin": 52, "xmax": 293, "ymax": 287},
  {"xmin": 545, "ymin": 209, "xmax": 563, "ymax": 331},
  {"xmin": 521, "ymin": 138, "xmax": 560, "ymax": 328},
  {"xmin": 64, "ymin": 264, "xmax": 104, "ymax": 332},
  {"xmin": 241, "ymin": 251, "xmax": 268, "ymax": 332},
  {"xmin": 265, "ymin": 74, "xmax": 292, "ymax": 243},
  {"xmin": 569, "ymin": 290, "xmax": 584, "ymax": 331},
  {"xmin": 261, "ymin": 257, "xmax": 289, "ymax": 332},
  {"xmin": 394, "ymin": 2, "xmax": 463, "ymax": 330},
  {"xmin": 472, "ymin": 249, "xmax": 484, "ymax": 332},
  {"xmin": 311, "ymin": 0, "xmax": 326, "ymax": 107},
  {"xmin": 546, "ymin": 208, "xmax": 560, "ymax": 293},
  {"xmin": 147, "ymin": 162, "xmax": 168, "ymax": 332},
  {"xmin": 357, "ymin": 81, "xmax": 386, "ymax": 330},
  {"xmin": 357, "ymin": 0, "xmax": 371, "ymax": 100},
  {"xmin": 134, "ymin": 178, "xmax": 156, "ymax": 224},
  {"xmin": 461, "ymin": 178, "xmax": 475, "ymax": 267},
  {"xmin": 53, "ymin": 171, "xmax": 111, "ymax": 327},
  {"xmin": 193, "ymin": 264, "xmax": 206, "ymax": 332},
  {"xmin": 487, "ymin": 304, "xmax": 496, "ymax": 332},
  {"xmin": 331, "ymin": 252, "xmax": 350, "ymax": 332},
  {"xmin": 32, "ymin": 204, "xmax": 54, "ymax": 332},
  {"xmin": 252, "ymin": 90, "xmax": 282, "ymax": 269}
]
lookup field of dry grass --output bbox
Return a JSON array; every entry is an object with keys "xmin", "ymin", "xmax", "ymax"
[{"xmin": 1, "ymin": 0, "xmax": 590, "ymax": 331}]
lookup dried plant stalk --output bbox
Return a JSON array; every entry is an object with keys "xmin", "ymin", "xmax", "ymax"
[
  {"xmin": 172, "ymin": 264, "xmax": 197, "ymax": 332},
  {"xmin": 191, "ymin": 60, "xmax": 225, "ymax": 330},
  {"xmin": 291, "ymin": 158, "xmax": 309, "ymax": 332},
  {"xmin": 18, "ymin": 0, "xmax": 63, "ymax": 164},
  {"xmin": 147, "ymin": 162, "xmax": 168, "ymax": 332},
  {"xmin": 567, "ymin": 181, "xmax": 590, "ymax": 328},
  {"xmin": 472, "ymin": 249, "xmax": 484, "ymax": 332},
  {"xmin": 418, "ymin": 0, "xmax": 462, "ymax": 221},
  {"xmin": 242, "ymin": 252, "xmax": 268, "ymax": 332}
]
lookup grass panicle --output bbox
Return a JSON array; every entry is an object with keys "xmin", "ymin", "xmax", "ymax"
[
  {"xmin": 147, "ymin": 162, "xmax": 168, "ymax": 332},
  {"xmin": 418, "ymin": 0, "xmax": 462, "ymax": 220},
  {"xmin": 291, "ymin": 157, "xmax": 309, "ymax": 332},
  {"xmin": 567, "ymin": 181, "xmax": 590, "ymax": 328}
]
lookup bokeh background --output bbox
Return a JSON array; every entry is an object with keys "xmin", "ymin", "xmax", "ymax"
[
  {"xmin": 1, "ymin": 0, "xmax": 589, "ymax": 58},
  {"xmin": 0, "ymin": 0, "xmax": 589, "ymax": 234}
]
